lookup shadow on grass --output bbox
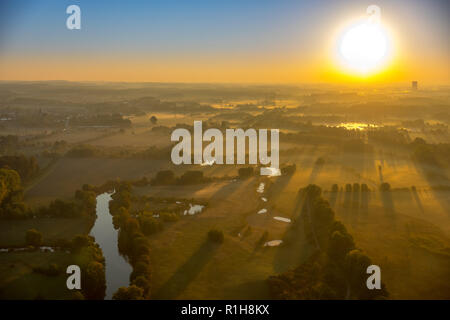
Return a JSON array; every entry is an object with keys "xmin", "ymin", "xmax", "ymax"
[
  {"xmin": 221, "ymin": 279, "xmax": 270, "ymax": 299},
  {"xmin": 411, "ymin": 187, "xmax": 425, "ymax": 215},
  {"xmin": 328, "ymin": 190, "xmax": 338, "ymax": 208},
  {"xmin": 272, "ymin": 191, "xmax": 312, "ymax": 273},
  {"xmin": 308, "ymin": 161, "xmax": 324, "ymax": 184},
  {"xmin": 153, "ymin": 240, "xmax": 220, "ymax": 299},
  {"xmin": 266, "ymin": 174, "xmax": 294, "ymax": 204},
  {"xmin": 209, "ymin": 177, "xmax": 255, "ymax": 203},
  {"xmin": 378, "ymin": 165, "xmax": 384, "ymax": 183},
  {"xmin": 360, "ymin": 190, "xmax": 370, "ymax": 215},
  {"xmin": 380, "ymin": 189, "xmax": 396, "ymax": 216},
  {"xmin": 412, "ymin": 160, "xmax": 450, "ymax": 216}
]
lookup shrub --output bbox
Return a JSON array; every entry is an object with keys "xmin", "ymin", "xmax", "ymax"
[
  {"xmin": 178, "ymin": 171, "xmax": 205, "ymax": 185},
  {"xmin": 140, "ymin": 216, "xmax": 163, "ymax": 235}
]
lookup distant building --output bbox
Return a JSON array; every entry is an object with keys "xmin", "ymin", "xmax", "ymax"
[{"xmin": 412, "ymin": 81, "xmax": 418, "ymax": 90}]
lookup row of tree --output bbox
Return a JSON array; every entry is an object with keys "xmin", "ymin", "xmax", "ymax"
[
  {"xmin": 0, "ymin": 168, "xmax": 27, "ymax": 219},
  {"xmin": 0, "ymin": 154, "xmax": 39, "ymax": 182},
  {"xmin": 151, "ymin": 170, "xmax": 211, "ymax": 186},
  {"xmin": 24, "ymin": 230, "xmax": 106, "ymax": 300},
  {"xmin": 0, "ymin": 166, "xmax": 96, "ymax": 220},
  {"xmin": 267, "ymin": 185, "xmax": 388, "ymax": 299},
  {"xmin": 108, "ymin": 183, "xmax": 152, "ymax": 300}
]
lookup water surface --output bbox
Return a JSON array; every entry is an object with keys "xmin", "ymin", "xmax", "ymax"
[{"xmin": 90, "ymin": 192, "xmax": 132, "ymax": 299}]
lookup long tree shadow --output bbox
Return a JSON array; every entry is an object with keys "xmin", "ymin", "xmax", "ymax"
[
  {"xmin": 328, "ymin": 184, "xmax": 338, "ymax": 208},
  {"xmin": 154, "ymin": 240, "xmax": 220, "ymax": 299},
  {"xmin": 308, "ymin": 159, "xmax": 324, "ymax": 184},
  {"xmin": 221, "ymin": 280, "xmax": 270, "ymax": 299},
  {"xmin": 411, "ymin": 186, "xmax": 425, "ymax": 215},
  {"xmin": 412, "ymin": 160, "xmax": 450, "ymax": 216},
  {"xmin": 380, "ymin": 189, "xmax": 396, "ymax": 216},
  {"xmin": 272, "ymin": 190, "xmax": 312, "ymax": 273},
  {"xmin": 342, "ymin": 184, "xmax": 352, "ymax": 218},
  {"xmin": 378, "ymin": 165, "xmax": 384, "ymax": 183},
  {"xmin": 266, "ymin": 174, "xmax": 294, "ymax": 203},
  {"xmin": 209, "ymin": 176, "xmax": 255, "ymax": 203},
  {"xmin": 360, "ymin": 185, "xmax": 371, "ymax": 216},
  {"xmin": 351, "ymin": 183, "xmax": 360, "ymax": 224}
]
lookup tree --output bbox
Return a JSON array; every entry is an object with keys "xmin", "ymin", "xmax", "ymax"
[
  {"xmin": 130, "ymin": 261, "xmax": 150, "ymax": 280},
  {"xmin": 132, "ymin": 276, "xmax": 150, "ymax": 296},
  {"xmin": 345, "ymin": 183, "xmax": 352, "ymax": 193},
  {"xmin": 149, "ymin": 115, "xmax": 158, "ymax": 125},
  {"xmin": 328, "ymin": 230, "xmax": 355, "ymax": 261},
  {"xmin": 178, "ymin": 171, "xmax": 204, "ymax": 185},
  {"xmin": 26, "ymin": 229, "xmax": 42, "ymax": 247},
  {"xmin": 71, "ymin": 291, "xmax": 85, "ymax": 300},
  {"xmin": 0, "ymin": 168, "xmax": 22, "ymax": 204},
  {"xmin": 140, "ymin": 216, "xmax": 163, "ymax": 235},
  {"xmin": 0, "ymin": 179, "xmax": 6, "ymax": 204},
  {"xmin": 71, "ymin": 234, "xmax": 93, "ymax": 252},
  {"xmin": 151, "ymin": 170, "xmax": 175, "ymax": 185},
  {"xmin": 82, "ymin": 261, "xmax": 106, "ymax": 300},
  {"xmin": 379, "ymin": 182, "xmax": 391, "ymax": 192},
  {"xmin": 0, "ymin": 155, "xmax": 39, "ymax": 182},
  {"xmin": 344, "ymin": 249, "xmax": 372, "ymax": 298},
  {"xmin": 331, "ymin": 184, "xmax": 339, "ymax": 193},
  {"xmin": 311, "ymin": 198, "xmax": 334, "ymax": 228},
  {"xmin": 112, "ymin": 207, "xmax": 130, "ymax": 229},
  {"xmin": 303, "ymin": 184, "xmax": 322, "ymax": 201},
  {"xmin": 112, "ymin": 285, "xmax": 144, "ymax": 300}
]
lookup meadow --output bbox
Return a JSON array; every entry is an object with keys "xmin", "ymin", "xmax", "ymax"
[{"xmin": 0, "ymin": 82, "xmax": 448, "ymax": 299}]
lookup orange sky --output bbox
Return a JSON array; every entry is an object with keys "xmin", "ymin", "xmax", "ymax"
[{"xmin": 0, "ymin": 1, "xmax": 448, "ymax": 84}]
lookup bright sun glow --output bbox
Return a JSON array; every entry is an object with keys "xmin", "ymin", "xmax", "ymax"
[{"xmin": 338, "ymin": 20, "xmax": 391, "ymax": 75}]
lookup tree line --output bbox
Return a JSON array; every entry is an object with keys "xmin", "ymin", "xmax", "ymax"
[
  {"xmin": 267, "ymin": 184, "xmax": 388, "ymax": 300},
  {"xmin": 0, "ymin": 168, "xmax": 96, "ymax": 220}
]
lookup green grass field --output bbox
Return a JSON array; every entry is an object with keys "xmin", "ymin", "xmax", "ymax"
[
  {"xmin": 137, "ymin": 178, "xmax": 314, "ymax": 299},
  {"xmin": 0, "ymin": 217, "xmax": 93, "ymax": 247},
  {"xmin": 9, "ymin": 137, "xmax": 450, "ymax": 300},
  {"xmin": 0, "ymin": 247, "xmax": 96, "ymax": 300},
  {"xmin": 131, "ymin": 152, "xmax": 450, "ymax": 299}
]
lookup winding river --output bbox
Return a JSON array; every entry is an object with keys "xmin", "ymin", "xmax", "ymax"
[{"xmin": 90, "ymin": 192, "xmax": 132, "ymax": 299}]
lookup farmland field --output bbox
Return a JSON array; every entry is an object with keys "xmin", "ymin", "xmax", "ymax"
[{"xmin": 0, "ymin": 81, "xmax": 449, "ymax": 300}]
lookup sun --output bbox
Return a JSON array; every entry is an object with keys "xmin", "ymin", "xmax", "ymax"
[{"xmin": 337, "ymin": 19, "xmax": 392, "ymax": 75}]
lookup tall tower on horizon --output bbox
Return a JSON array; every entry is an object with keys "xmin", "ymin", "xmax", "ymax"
[{"xmin": 412, "ymin": 81, "xmax": 418, "ymax": 90}]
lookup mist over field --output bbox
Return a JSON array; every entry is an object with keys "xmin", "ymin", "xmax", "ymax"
[{"xmin": 0, "ymin": 81, "xmax": 448, "ymax": 300}]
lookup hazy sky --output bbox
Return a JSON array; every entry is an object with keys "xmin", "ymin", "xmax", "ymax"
[{"xmin": 0, "ymin": 0, "xmax": 448, "ymax": 84}]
